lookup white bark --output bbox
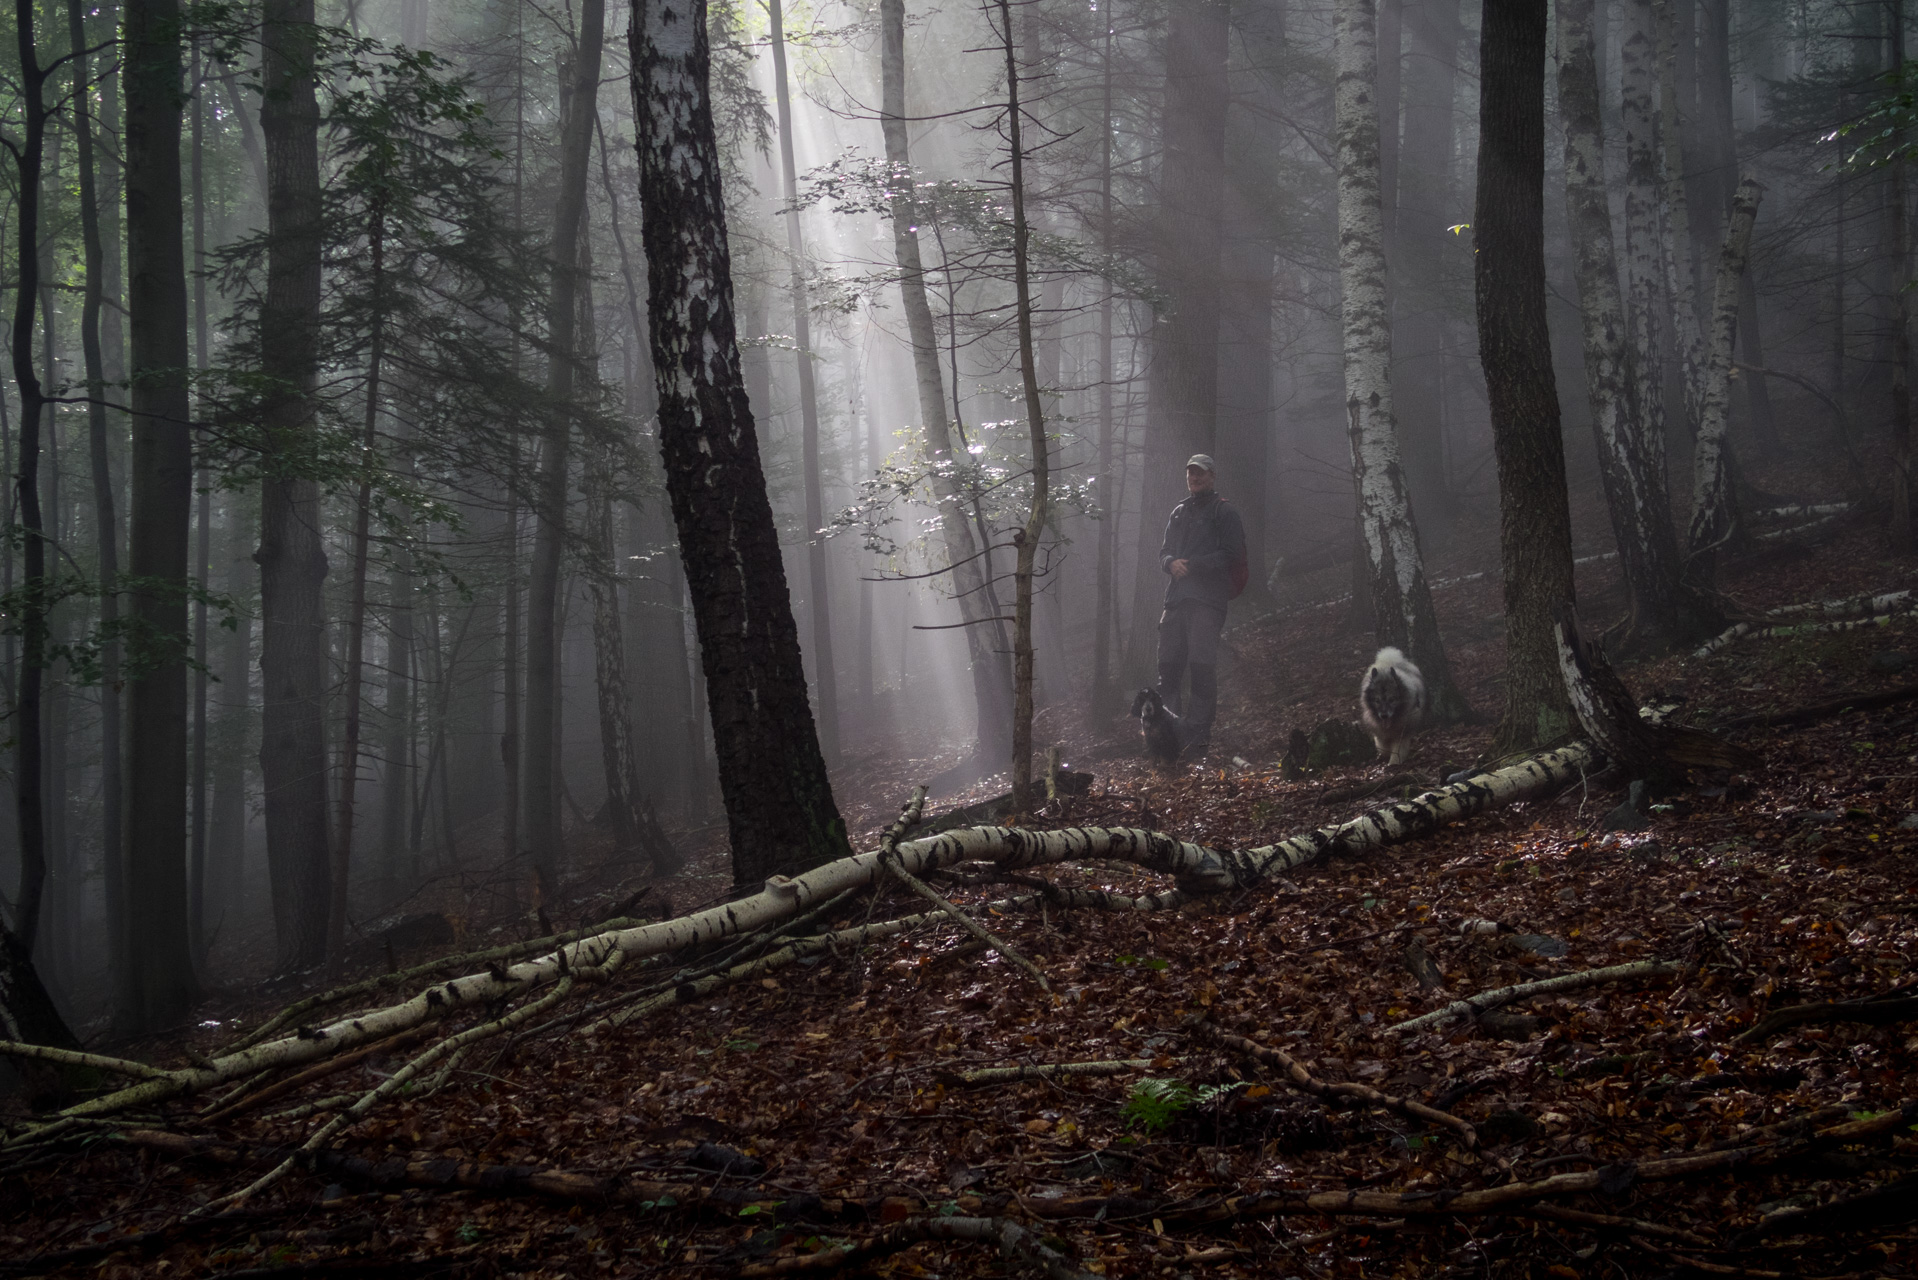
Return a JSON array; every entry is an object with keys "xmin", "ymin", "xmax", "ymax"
[
  {"xmin": 1558, "ymin": 0, "xmax": 1692, "ymax": 641},
  {"xmin": 1768, "ymin": 587, "xmax": 1911, "ymax": 619},
  {"xmin": 1335, "ymin": 0, "xmax": 1457, "ymax": 709},
  {"xmin": 1389, "ymin": 960, "xmax": 1683, "ymax": 1033},
  {"xmin": 1688, "ymin": 176, "xmax": 1762, "ymax": 560},
  {"xmin": 13, "ymin": 745, "xmax": 1596, "ymax": 1122}
]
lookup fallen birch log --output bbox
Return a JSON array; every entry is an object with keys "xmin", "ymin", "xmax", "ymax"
[
  {"xmin": 1387, "ymin": 959, "xmax": 1684, "ymax": 1034},
  {"xmin": 1695, "ymin": 610, "xmax": 1908, "ymax": 659},
  {"xmin": 1751, "ymin": 502, "xmax": 1852, "ymax": 523},
  {"xmin": 1765, "ymin": 587, "xmax": 1911, "ymax": 620},
  {"xmin": 0, "ymin": 745, "xmax": 1598, "ymax": 1128}
]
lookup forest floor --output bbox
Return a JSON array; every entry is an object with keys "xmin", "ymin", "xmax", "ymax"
[{"xmin": 6, "ymin": 465, "xmax": 1918, "ymax": 1278}]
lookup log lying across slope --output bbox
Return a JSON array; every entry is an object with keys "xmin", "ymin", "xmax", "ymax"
[{"xmin": 3, "ymin": 745, "xmax": 1597, "ymax": 1125}]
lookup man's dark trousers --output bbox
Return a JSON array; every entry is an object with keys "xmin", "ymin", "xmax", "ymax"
[{"xmin": 1157, "ymin": 600, "xmax": 1225, "ymax": 744}]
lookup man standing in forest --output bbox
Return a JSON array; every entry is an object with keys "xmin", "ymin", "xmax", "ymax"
[{"xmin": 1157, "ymin": 455, "xmax": 1247, "ymax": 758}]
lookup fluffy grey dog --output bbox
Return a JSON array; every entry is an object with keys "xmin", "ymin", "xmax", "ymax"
[
  {"xmin": 1130, "ymin": 688, "xmax": 1184, "ymax": 764},
  {"xmin": 1359, "ymin": 647, "xmax": 1427, "ymax": 765}
]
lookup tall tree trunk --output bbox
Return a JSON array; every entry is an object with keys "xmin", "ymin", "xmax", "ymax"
[
  {"xmin": 877, "ymin": 0, "xmax": 1014, "ymax": 763},
  {"xmin": 1477, "ymin": 0, "xmax": 1576, "ymax": 752},
  {"xmin": 766, "ymin": 0, "xmax": 840, "ymax": 764},
  {"xmin": 1890, "ymin": 0, "xmax": 1912, "ymax": 550},
  {"xmin": 992, "ymin": 0, "xmax": 1049, "ymax": 804},
  {"xmin": 379, "ymin": 557, "xmax": 413, "ymax": 895},
  {"xmin": 523, "ymin": 0, "xmax": 605, "ymax": 895},
  {"xmin": 7, "ymin": 0, "xmax": 52, "ymax": 965},
  {"xmin": 123, "ymin": 0, "xmax": 200, "ymax": 1020},
  {"xmin": 629, "ymin": 0, "xmax": 850, "ymax": 886},
  {"xmin": 578, "ymin": 243, "xmax": 680, "ymax": 878},
  {"xmin": 1558, "ymin": 0, "xmax": 1720, "ymax": 649},
  {"xmin": 1092, "ymin": 2, "xmax": 1117, "ymax": 717},
  {"xmin": 1620, "ymin": 0, "xmax": 1670, "ymax": 510},
  {"xmin": 1333, "ymin": 0, "xmax": 1468, "ymax": 720},
  {"xmin": 190, "ymin": 37, "xmax": 211, "ymax": 962},
  {"xmin": 1687, "ymin": 177, "xmax": 1762, "ymax": 582},
  {"xmin": 66, "ymin": 0, "xmax": 130, "ymax": 1011},
  {"xmin": 206, "ymin": 507, "xmax": 253, "ymax": 937},
  {"xmin": 1394, "ymin": 0, "xmax": 1461, "ymax": 536},
  {"xmin": 257, "ymin": 0, "xmax": 334, "ymax": 975},
  {"xmin": 327, "ymin": 208, "xmax": 388, "ymax": 974},
  {"xmin": 1656, "ymin": 0, "xmax": 1705, "ymax": 435}
]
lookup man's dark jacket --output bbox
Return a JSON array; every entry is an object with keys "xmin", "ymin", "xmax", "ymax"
[{"xmin": 1158, "ymin": 490, "xmax": 1247, "ymax": 610}]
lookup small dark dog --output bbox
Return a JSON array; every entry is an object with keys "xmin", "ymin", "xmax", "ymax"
[
  {"xmin": 1359, "ymin": 647, "xmax": 1427, "ymax": 766},
  {"xmin": 1131, "ymin": 688, "xmax": 1184, "ymax": 764}
]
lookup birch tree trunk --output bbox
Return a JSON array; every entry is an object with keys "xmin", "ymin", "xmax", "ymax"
[
  {"xmin": 1558, "ymin": 0, "xmax": 1720, "ymax": 649},
  {"xmin": 629, "ymin": 0, "xmax": 850, "ymax": 885},
  {"xmin": 524, "ymin": 0, "xmax": 606, "ymax": 895},
  {"xmin": 257, "ymin": 0, "xmax": 334, "ymax": 974},
  {"xmin": 1687, "ymin": 176, "xmax": 1762, "ymax": 585},
  {"xmin": 878, "ymin": 0, "xmax": 1014, "ymax": 764},
  {"xmin": 767, "ymin": 0, "xmax": 840, "ymax": 764},
  {"xmin": 1334, "ymin": 0, "xmax": 1468, "ymax": 721},
  {"xmin": 123, "ymin": 0, "xmax": 201, "ymax": 1021},
  {"xmin": 1476, "ymin": 0, "xmax": 1576, "ymax": 752}
]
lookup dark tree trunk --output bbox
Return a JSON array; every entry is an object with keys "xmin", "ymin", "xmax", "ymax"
[
  {"xmin": 629, "ymin": 0, "xmax": 850, "ymax": 886},
  {"xmin": 1393, "ymin": 0, "xmax": 1461, "ymax": 536},
  {"xmin": 206, "ymin": 509, "xmax": 253, "ymax": 935},
  {"xmin": 523, "ymin": 0, "xmax": 605, "ymax": 894},
  {"xmin": 7, "ymin": 0, "xmax": 52, "ymax": 970},
  {"xmin": 257, "ymin": 0, "xmax": 333, "ymax": 974},
  {"xmin": 1475, "ymin": 0, "xmax": 1576, "ymax": 751},
  {"xmin": 65, "ymin": 0, "xmax": 131, "ymax": 1011},
  {"xmin": 122, "ymin": 0, "xmax": 200, "ymax": 1025}
]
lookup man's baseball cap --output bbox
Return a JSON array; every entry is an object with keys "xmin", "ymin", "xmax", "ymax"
[{"xmin": 1186, "ymin": 454, "xmax": 1216, "ymax": 472}]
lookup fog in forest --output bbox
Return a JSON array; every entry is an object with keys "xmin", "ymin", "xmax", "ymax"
[{"xmin": 0, "ymin": 0, "xmax": 1901, "ymax": 1039}]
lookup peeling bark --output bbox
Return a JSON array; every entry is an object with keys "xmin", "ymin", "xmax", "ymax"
[
  {"xmin": 1687, "ymin": 177, "xmax": 1762, "ymax": 585},
  {"xmin": 1557, "ymin": 0, "xmax": 1721, "ymax": 649},
  {"xmin": 629, "ymin": 0, "xmax": 848, "ymax": 886},
  {"xmin": 1334, "ymin": 0, "xmax": 1467, "ymax": 721}
]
